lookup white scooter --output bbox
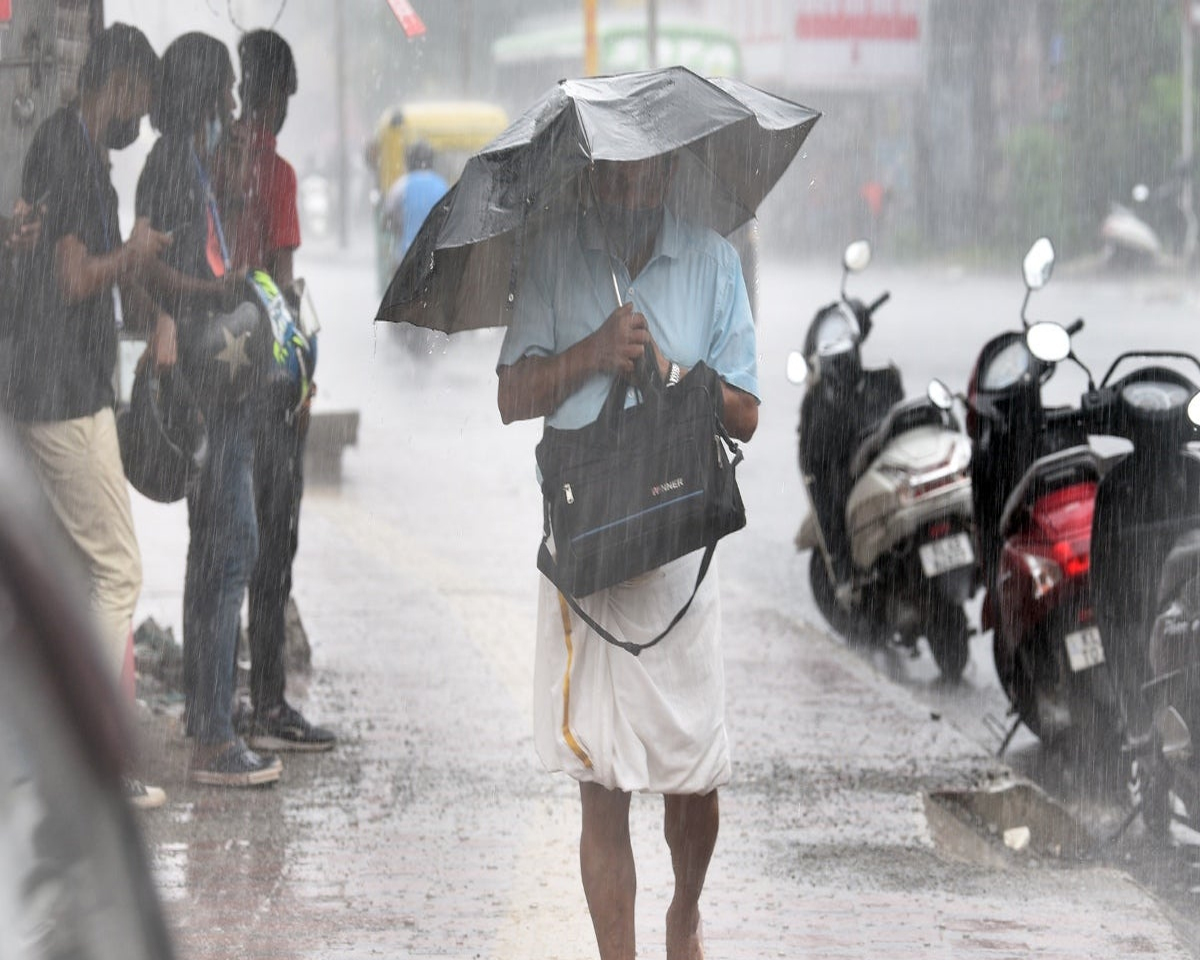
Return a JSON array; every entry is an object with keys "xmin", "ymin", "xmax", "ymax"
[{"xmin": 788, "ymin": 241, "xmax": 976, "ymax": 681}]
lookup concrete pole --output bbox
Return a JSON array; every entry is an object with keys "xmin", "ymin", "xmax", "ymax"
[
  {"xmin": 1183, "ymin": 1, "xmax": 1197, "ymax": 263},
  {"xmin": 584, "ymin": 0, "xmax": 598, "ymax": 75},
  {"xmin": 647, "ymin": 0, "xmax": 658, "ymax": 69},
  {"xmin": 335, "ymin": 0, "xmax": 349, "ymax": 249},
  {"xmin": 461, "ymin": 0, "xmax": 473, "ymax": 94}
]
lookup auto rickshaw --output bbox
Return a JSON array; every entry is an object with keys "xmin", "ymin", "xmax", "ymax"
[{"xmin": 368, "ymin": 100, "xmax": 509, "ymax": 293}]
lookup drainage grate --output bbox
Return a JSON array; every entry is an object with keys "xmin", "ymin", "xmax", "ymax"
[{"xmin": 926, "ymin": 780, "xmax": 1092, "ymax": 862}]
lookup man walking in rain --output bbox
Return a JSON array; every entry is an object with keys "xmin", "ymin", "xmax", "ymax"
[{"xmin": 496, "ymin": 154, "xmax": 759, "ymax": 960}]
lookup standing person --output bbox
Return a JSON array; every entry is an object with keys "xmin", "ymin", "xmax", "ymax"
[
  {"xmin": 384, "ymin": 140, "xmax": 447, "ymax": 268},
  {"xmin": 495, "ymin": 155, "xmax": 759, "ymax": 960},
  {"xmin": 6, "ymin": 24, "xmax": 175, "ymax": 810},
  {"xmin": 225, "ymin": 29, "xmax": 335, "ymax": 752},
  {"xmin": 136, "ymin": 32, "xmax": 281, "ymax": 787}
]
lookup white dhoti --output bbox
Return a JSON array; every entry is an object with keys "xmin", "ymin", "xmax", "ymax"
[{"xmin": 533, "ymin": 552, "xmax": 730, "ymax": 795}]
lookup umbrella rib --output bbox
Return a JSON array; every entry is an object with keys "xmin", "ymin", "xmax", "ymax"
[
  {"xmin": 678, "ymin": 133, "xmax": 758, "ymax": 228},
  {"xmin": 570, "ymin": 97, "xmax": 594, "ymax": 167}
]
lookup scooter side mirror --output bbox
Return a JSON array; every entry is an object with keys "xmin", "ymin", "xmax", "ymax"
[
  {"xmin": 843, "ymin": 240, "xmax": 871, "ymax": 274},
  {"xmin": 927, "ymin": 379, "xmax": 954, "ymax": 411},
  {"xmin": 786, "ymin": 350, "xmax": 809, "ymax": 385},
  {"xmin": 1132, "ymin": 183, "xmax": 1150, "ymax": 204},
  {"xmin": 1188, "ymin": 392, "xmax": 1200, "ymax": 428},
  {"xmin": 1026, "ymin": 321, "xmax": 1071, "ymax": 364},
  {"xmin": 1022, "ymin": 237, "xmax": 1055, "ymax": 291}
]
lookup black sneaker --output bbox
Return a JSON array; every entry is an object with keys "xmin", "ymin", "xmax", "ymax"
[
  {"xmin": 248, "ymin": 702, "xmax": 337, "ymax": 753},
  {"xmin": 189, "ymin": 739, "xmax": 283, "ymax": 787}
]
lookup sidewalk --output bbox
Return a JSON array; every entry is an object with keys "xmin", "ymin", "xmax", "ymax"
[
  {"xmin": 122, "ymin": 249, "xmax": 1196, "ymax": 959},
  {"xmin": 130, "ymin": 482, "xmax": 1195, "ymax": 959}
]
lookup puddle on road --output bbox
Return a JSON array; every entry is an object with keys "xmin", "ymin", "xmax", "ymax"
[{"xmin": 925, "ymin": 780, "xmax": 1091, "ymax": 865}]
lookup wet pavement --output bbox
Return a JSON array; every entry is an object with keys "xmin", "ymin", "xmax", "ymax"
[{"xmin": 127, "ymin": 241, "xmax": 1200, "ymax": 957}]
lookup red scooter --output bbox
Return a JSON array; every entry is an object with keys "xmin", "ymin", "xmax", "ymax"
[
  {"xmin": 994, "ymin": 445, "xmax": 1115, "ymax": 747},
  {"xmin": 967, "ymin": 239, "xmax": 1121, "ymax": 756}
]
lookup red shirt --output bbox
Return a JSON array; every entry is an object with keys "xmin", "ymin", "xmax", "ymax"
[{"xmin": 227, "ymin": 120, "xmax": 300, "ymax": 271}]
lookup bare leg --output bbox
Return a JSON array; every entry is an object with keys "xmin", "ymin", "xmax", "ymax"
[
  {"xmin": 664, "ymin": 790, "xmax": 719, "ymax": 960},
  {"xmin": 579, "ymin": 782, "xmax": 636, "ymax": 960}
]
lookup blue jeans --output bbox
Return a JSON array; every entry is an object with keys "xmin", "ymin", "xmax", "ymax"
[{"xmin": 183, "ymin": 402, "xmax": 258, "ymax": 745}]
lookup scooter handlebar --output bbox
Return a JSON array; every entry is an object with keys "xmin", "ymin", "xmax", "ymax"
[
  {"xmin": 1043, "ymin": 405, "xmax": 1084, "ymax": 431},
  {"xmin": 867, "ymin": 292, "xmax": 890, "ymax": 315}
]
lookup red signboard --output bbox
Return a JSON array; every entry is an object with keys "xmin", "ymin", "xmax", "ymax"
[
  {"xmin": 0, "ymin": 0, "xmax": 12, "ymax": 24},
  {"xmin": 386, "ymin": 0, "xmax": 426, "ymax": 39},
  {"xmin": 795, "ymin": 7, "xmax": 919, "ymax": 42},
  {"xmin": 727, "ymin": 0, "xmax": 927, "ymax": 92}
]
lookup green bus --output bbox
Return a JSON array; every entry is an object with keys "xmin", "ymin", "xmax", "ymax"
[{"xmin": 492, "ymin": 16, "xmax": 743, "ymax": 118}]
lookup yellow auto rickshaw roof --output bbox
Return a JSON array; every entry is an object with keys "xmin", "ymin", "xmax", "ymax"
[{"xmin": 374, "ymin": 101, "xmax": 509, "ymax": 153}]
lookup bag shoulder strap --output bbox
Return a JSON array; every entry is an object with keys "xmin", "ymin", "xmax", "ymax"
[{"xmin": 537, "ymin": 522, "xmax": 717, "ymax": 657}]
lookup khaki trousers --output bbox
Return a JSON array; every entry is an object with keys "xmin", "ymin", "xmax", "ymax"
[{"xmin": 17, "ymin": 408, "xmax": 142, "ymax": 680}]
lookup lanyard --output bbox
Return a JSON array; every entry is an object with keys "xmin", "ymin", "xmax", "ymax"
[
  {"xmin": 76, "ymin": 113, "xmax": 114, "ymax": 253},
  {"xmin": 190, "ymin": 146, "xmax": 231, "ymax": 273}
]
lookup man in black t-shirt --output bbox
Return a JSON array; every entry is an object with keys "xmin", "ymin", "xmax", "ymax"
[{"xmin": 7, "ymin": 24, "xmax": 173, "ymax": 808}]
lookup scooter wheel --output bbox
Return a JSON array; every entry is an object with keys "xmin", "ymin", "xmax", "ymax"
[
  {"xmin": 1131, "ymin": 756, "xmax": 1172, "ymax": 844},
  {"xmin": 808, "ymin": 552, "xmax": 856, "ymax": 639},
  {"xmin": 926, "ymin": 602, "xmax": 969, "ymax": 683}
]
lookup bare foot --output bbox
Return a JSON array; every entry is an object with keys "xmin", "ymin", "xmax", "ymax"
[{"xmin": 666, "ymin": 904, "xmax": 704, "ymax": 960}]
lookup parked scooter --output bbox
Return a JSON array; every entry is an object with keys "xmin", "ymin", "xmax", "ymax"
[
  {"xmin": 1139, "ymin": 490, "xmax": 1200, "ymax": 839},
  {"xmin": 966, "ymin": 238, "xmax": 1120, "ymax": 753},
  {"xmin": 1024, "ymin": 335, "xmax": 1200, "ymax": 837},
  {"xmin": 789, "ymin": 240, "xmax": 975, "ymax": 681},
  {"xmin": 1099, "ymin": 164, "xmax": 1197, "ymax": 270}
]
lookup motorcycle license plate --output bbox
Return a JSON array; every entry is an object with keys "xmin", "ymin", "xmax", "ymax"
[
  {"xmin": 1065, "ymin": 626, "xmax": 1105, "ymax": 672},
  {"xmin": 918, "ymin": 533, "xmax": 975, "ymax": 577}
]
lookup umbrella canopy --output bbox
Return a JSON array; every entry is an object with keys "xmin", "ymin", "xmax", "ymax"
[{"xmin": 375, "ymin": 66, "xmax": 820, "ymax": 335}]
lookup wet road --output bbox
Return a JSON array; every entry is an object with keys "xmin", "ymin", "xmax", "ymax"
[{"xmin": 129, "ymin": 240, "xmax": 1200, "ymax": 957}]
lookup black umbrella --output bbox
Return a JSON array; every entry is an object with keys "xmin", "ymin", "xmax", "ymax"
[{"xmin": 375, "ymin": 66, "xmax": 820, "ymax": 335}]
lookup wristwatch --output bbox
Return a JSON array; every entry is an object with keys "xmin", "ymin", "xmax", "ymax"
[{"xmin": 666, "ymin": 361, "xmax": 682, "ymax": 388}]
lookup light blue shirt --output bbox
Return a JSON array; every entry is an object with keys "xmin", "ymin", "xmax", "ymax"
[
  {"xmin": 387, "ymin": 168, "xmax": 449, "ymax": 254},
  {"xmin": 498, "ymin": 206, "xmax": 759, "ymax": 430}
]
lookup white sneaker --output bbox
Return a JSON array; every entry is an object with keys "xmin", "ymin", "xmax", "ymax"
[{"xmin": 123, "ymin": 777, "xmax": 167, "ymax": 810}]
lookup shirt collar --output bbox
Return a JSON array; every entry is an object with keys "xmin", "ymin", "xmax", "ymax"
[{"xmin": 578, "ymin": 204, "xmax": 681, "ymax": 264}]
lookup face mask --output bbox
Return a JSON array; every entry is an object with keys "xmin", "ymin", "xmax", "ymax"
[
  {"xmin": 103, "ymin": 115, "xmax": 141, "ymax": 150},
  {"xmin": 595, "ymin": 200, "xmax": 663, "ymax": 264},
  {"xmin": 204, "ymin": 116, "xmax": 224, "ymax": 155}
]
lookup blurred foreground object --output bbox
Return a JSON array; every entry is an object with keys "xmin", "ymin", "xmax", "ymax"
[{"xmin": 0, "ymin": 420, "xmax": 175, "ymax": 960}]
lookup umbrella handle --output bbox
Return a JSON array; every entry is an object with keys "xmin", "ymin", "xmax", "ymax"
[{"xmin": 609, "ymin": 263, "xmax": 623, "ymax": 309}]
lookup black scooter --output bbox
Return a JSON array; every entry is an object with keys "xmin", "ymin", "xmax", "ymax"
[{"xmin": 1025, "ymin": 324, "xmax": 1200, "ymax": 828}]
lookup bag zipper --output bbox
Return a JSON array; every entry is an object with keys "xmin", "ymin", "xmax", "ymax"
[{"xmin": 564, "ymin": 482, "xmax": 574, "ymax": 504}]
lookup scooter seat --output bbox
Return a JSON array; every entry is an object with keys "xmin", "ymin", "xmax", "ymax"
[
  {"xmin": 997, "ymin": 446, "xmax": 1100, "ymax": 542},
  {"xmin": 1158, "ymin": 524, "xmax": 1200, "ymax": 607},
  {"xmin": 850, "ymin": 398, "xmax": 947, "ymax": 480}
]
